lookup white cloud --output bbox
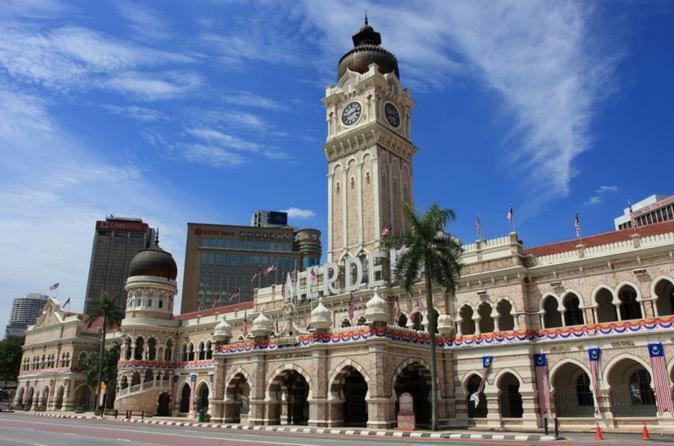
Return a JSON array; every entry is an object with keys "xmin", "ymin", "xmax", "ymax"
[
  {"xmin": 104, "ymin": 71, "xmax": 202, "ymax": 100},
  {"xmin": 585, "ymin": 184, "xmax": 618, "ymax": 205},
  {"xmin": 183, "ymin": 143, "xmax": 246, "ymax": 167},
  {"xmin": 103, "ymin": 104, "xmax": 167, "ymax": 122},
  {"xmin": 116, "ymin": 1, "xmax": 171, "ymax": 41},
  {"xmin": 222, "ymin": 91, "xmax": 286, "ymax": 110},
  {"xmin": 301, "ymin": 0, "xmax": 618, "ymax": 201},
  {"xmin": 585, "ymin": 196, "xmax": 602, "ymax": 205},
  {"xmin": 596, "ymin": 185, "xmax": 618, "ymax": 193},
  {"xmin": 283, "ymin": 207, "xmax": 316, "ymax": 218},
  {"xmin": 187, "ymin": 128, "xmax": 261, "ymax": 152}
]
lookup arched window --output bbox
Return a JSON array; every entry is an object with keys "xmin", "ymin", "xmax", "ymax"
[
  {"xmin": 542, "ymin": 296, "xmax": 562, "ymax": 328},
  {"xmin": 459, "ymin": 306, "xmax": 475, "ymax": 335},
  {"xmin": 497, "ymin": 300, "xmax": 515, "ymax": 331},
  {"xmin": 478, "ymin": 303, "xmax": 494, "ymax": 333},
  {"xmin": 466, "ymin": 375, "xmax": 487, "ymax": 418},
  {"xmin": 205, "ymin": 341, "xmax": 213, "ymax": 360},
  {"xmin": 341, "ymin": 319, "xmax": 351, "ymax": 328},
  {"xmin": 356, "ymin": 316, "xmax": 367, "ymax": 326},
  {"xmin": 165, "ymin": 339, "xmax": 174, "ymax": 361},
  {"xmin": 618, "ymin": 286, "xmax": 642, "ymax": 320},
  {"xmin": 563, "ymin": 293, "xmax": 584, "ymax": 326},
  {"xmin": 397, "ymin": 313, "xmax": 408, "ymax": 328},
  {"xmin": 629, "ymin": 370, "xmax": 656, "ymax": 405},
  {"xmin": 147, "ymin": 338, "xmax": 157, "ymax": 361},
  {"xmin": 498, "ymin": 373, "xmax": 523, "ymax": 418},
  {"xmin": 180, "ymin": 344, "xmax": 187, "ymax": 361},
  {"xmin": 198, "ymin": 341, "xmax": 205, "ymax": 361},
  {"xmin": 134, "ymin": 337, "xmax": 144, "ymax": 360},
  {"xmin": 595, "ymin": 288, "xmax": 618, "ymax": 322},
  {"xmin": 654, "ymin": 279, "xmax": 674, "ymax": 316},
  {"xmin": 188, "ymin": 343, "xmax": 195, "ymax": 361}
]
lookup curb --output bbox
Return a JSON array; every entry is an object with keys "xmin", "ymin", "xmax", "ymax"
[{"xmin": 29, "ymin": 412, "xmax": 557, "ymax": 441}]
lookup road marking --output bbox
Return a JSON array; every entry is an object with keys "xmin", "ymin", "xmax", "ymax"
[{"xmin": 116, "ymin": 439, "xmax": 130, "ymax": 442}]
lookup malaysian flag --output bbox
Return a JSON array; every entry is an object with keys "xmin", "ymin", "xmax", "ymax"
[
  {"xmin": 62, "ymin": 297, "xmax": 71, "ymax": 308},
  {"xmin": 533, "ymin": 354, "xmax": 552, "ymax": 416},
  {"xmin": 250, "ymin": 267, "xmax": 261, "ymax": 283},
  {"xmin": 242, "ymin": 311, "xmax": 248, "ymax": 335},
  {"xmin": 381, "ymin": 224, "xmax": 392, "ymax": 237},
  {"xmin": 394, "ymin": 296, "xmax": 401, "ymax": 323},
  {"xmin": 628, "ymin": 202, "xmax": 637, "ymax": 228},
  {"xmin": 410, "ymin": 299, "xmax": 421, "ymax": 319},
  {"xmin": 648, "ymin": 343, "xmax": 674, "ymax": 414},
  {"xmin": 470, "ymin": 356, "xmax": 492, "ymax": 408},
  {"xmin": 309, "ymin": 268, "xmax": 318, "ymax": 282},
  {"xmin": 588, "ymin": 348, "xmax": 602, "ymax": 416},
  {"xmin": 574, "ymin": 212, "xmax": 581, "ymax": 238},
  {"xmin": 475, "ymin": 214, "xmax": 481, "ymax": 239},
  {"xmin": 264, "ymin": 262, "xmax": 277, "ymax": 276},
  {"xmin": 506, "ymin": 204, "xmax": 514, "ymax": 226},
  {"xmin": 49, "ymin": 282, "xmax": 60, "ymax": 291},
  {"xmin": 348, "ymin": 294, "xmax": 356, "ymax": 320},
  {"xmin": 229, "ymin": 288, "xmax": 240, "ymax": 302}
]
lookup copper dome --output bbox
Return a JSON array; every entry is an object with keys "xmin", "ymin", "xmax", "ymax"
[
  {"xmin": 128, "ymin": 237, "xmax": 177, "ymax": 281},
  {"xmin": 337, "ymin": 18, "xmax": 399, "ymax": 81}
]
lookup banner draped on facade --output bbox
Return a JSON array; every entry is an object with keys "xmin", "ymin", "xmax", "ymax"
[
  {"xmin": 587, "ymin": 347, "xmax": 602, "ymax": 416},
  {"xmin": 533, "ymin": 353, "xmax": 552, "ymax": 416},
  {"xmin": 647, "ymin": 342, "xmax": 674, "ymax": 415},
  {"xmin": 470, "ymin": 356, "xmax": 493, "ymax": 408}
]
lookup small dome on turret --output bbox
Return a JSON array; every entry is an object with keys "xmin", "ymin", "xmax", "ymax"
[
  {"xmin": 213, "ymin": 318, "xmax": 232, "ymax": 341},
  {"xmin": 365, "ymin": 289, "xmax": 389, "ymax": 323},
  {"xmin": 337, "ymin": 15, "xmax": 399, "ymax": 81},
  {"xmin": 437, "ymin": 314, "xmax": 455, "ymax": 337},
  {"xmin": 251, "ymin": 312, "xmax": 273, "ymax": 337},
  {"xmin": 310, "ymin": 300, "xmax": 332, "ymax": 330},
  {"xmin": 128, "ymin": 231, "xmax": 177, "ymax": 280}
]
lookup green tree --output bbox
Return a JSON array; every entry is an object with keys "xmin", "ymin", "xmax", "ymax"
[
  {"xmin": 383, "ymin": 203, "xmax": 463, "ymax": 431},
  {"xmin": 80, "ymin": 346, "xmax": 120, "ymax": 408},
  {"xmin": 87, "ymin": 292, "xmax": 124, "ymax": 412},
  {"xmin": 0, "ymin": 336, "xmax": 24, "ymax": 385}
]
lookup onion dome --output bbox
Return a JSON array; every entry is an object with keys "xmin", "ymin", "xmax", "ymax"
[
  {"xmin": 337, "ymin": 15, "xmax": 399, "ymax": 81},
  {"xmin": 251, "ymin": 311, "xmax": 273, "ymax": 337},
  {"xmin": 213, "ymin": 317, "xmax": 232, "ymax": 341},
  {"xmin": 127, "ymin": 231, "xmax": 178, "ymax": 280},
  {"xmin": 365, "ymin": 289, "xmax": 389, "ymax": 324},
  {"xmin": 310, "ymin": 300, "xmax": 332, "ymax": 330},
  {"xmin": 437, "ymin": 314, "xmax": 455, "ymax": 337}
]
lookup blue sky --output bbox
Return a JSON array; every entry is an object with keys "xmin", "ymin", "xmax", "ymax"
[{"xmin": 1, "ymin": 0, "xmax": 673, "ymax": 329}]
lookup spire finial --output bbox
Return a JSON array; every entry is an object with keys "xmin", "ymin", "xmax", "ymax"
[
  {"xmin": 364, "ymin": 9, "xmax": 368, "ymax": 26},
  {"xmin": 155, "ymin": 228, "xmax": 159, "ymax": 245}
]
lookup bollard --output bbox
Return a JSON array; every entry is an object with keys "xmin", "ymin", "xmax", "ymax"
[
  {"xmin": 141, "ymin": 410, "xmax": 144, "ymax": 420},
  {"xmin": 543, "ymin": 417, "xmax": 549, "ymax": 436},
  {"xmin": 114, "ymin": 409, "xmax": 118, "ymax": 419},
  {"xmin": 554, "ymin": 417, "xmax": 559, "ymax": 439}
]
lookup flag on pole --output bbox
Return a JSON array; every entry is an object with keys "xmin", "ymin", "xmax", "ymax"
[
  {"xmin": 229, "ymin": 288, "xmax": 240, "ymax": 302},
  {"xmin": 381, "ymin": 224, "xmax": 392, "ymax": 237},
  {"xmin": 348, "ymin": 294, "xmax": 356, "ymax": 320},
  {"xmin": 470, "ymin": 356, "xmax": 493, "ymax": 408},
  {"xmin": 251, "ymin": 267, "xmax": 261, "ymax": 283},
  {"xmin": 49, "ymin": 282, "xmax": 60, "ymax": 291},
  {"xmin": 475, "ymin": 214, "xmax": 481, "ymax": 239},
  {"xmin": 588, "ymin": 348, "xmax": 602, "ymax": 416},
  {"xmin": 533, "ymin": 354, "xmax": 553, "ymax": 417},
  {"xmin": 410, "ymin": 299, "xmax": 421, "ymax": 319},
  {"xmin": 648, "ymin": 343, "xmax": 674, "ymax": 414},
  {"xmin": 264, "ymin": 262, "xmax": 277, "ymax": 276},
  {"xmin": 63, "ymin": 297, "xmax": 71, "ymax": 308},
  {"xmin": 394, "ymin": 296, "xmax": 401, "ymax": 323},
  {"xmin": 242, "ymin": 311, "xmax": 248, "ymax": 335},
  {"xmin": 506, "ymin": 204, "xmax": 514, "ymax": 227},
  {"xmin": 574, "ymin": 212, "xmax": 581, "ymax": 238},
  {"xmin": 628, "ymin": 202, "xmax": 637, "ymax": 228},
  {"xmin": 309, "ymin": 268, "xmax": 318, "ymax": 283}
]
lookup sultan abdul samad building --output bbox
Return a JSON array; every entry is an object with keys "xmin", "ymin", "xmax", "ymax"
[{"xmin": 15, "ymin": 20, "xmax": 674, "ymax": 433}]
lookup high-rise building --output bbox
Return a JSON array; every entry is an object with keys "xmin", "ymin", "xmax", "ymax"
[
  {"xmin": 5, "ymin": 293, "xmax": 49, "ymax": 337},
  {"xmin": 614, "ymin": 194, "xmax": 674, "ymax": 230},
  {"xmin": 181, "ymin": 223, "xmax": 321, "ymax": 313},
  {"xmin": 251, "ymin": 210, "xmax": 289, "ymax": 228},
  {"xmin": 83, "ymin": 216, "xmax": 155, "ymax": 314}
]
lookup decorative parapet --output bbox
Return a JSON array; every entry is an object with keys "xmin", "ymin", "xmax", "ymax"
[
  {"xmin": 118, "ymin": 359, "xmax": 214, "ymax": 370},
  {"xmin": 18, "ymin": 367, "xmax": 80, "ymax": 378},
  {"xmin": 531, "ymin": 231, "xmax": 674, "ymax": 267}
]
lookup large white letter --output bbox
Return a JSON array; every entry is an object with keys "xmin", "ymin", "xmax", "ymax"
[
  {"xmin": 368, "ymin": 250, "xmax": 385, "ymax": 288},
  {"xmin": 323, "ymin": 262, "xmax": 341, "ymax": 295},
  {"xmin": 344, "ymin": 257, "xmax": 363, "ymax": 292}
]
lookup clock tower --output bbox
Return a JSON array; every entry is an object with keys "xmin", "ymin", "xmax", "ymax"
[{"xmin": 322, "ymin": 18, "xmax": 418, "ymax": 262}]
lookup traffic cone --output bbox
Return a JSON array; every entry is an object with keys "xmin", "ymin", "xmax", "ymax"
[
  {"xmin": 594, "ymin": 423, "xmax": 604, "ymax": 440},
  {"xmin": 642, "ymin": 424, "xmax": 651, "ymax": 441}
]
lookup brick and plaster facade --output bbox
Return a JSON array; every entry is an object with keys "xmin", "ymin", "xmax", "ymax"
[{"xmin": 15, "ymin": 19, "xmax": 674, "ymax": 433}]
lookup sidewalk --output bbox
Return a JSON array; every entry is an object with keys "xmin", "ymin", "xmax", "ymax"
[{"xmin": 29, "ymin": 411, "xmax": 557, "ymax": 441}]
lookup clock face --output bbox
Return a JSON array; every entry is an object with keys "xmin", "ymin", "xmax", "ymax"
[
  {"xmin": 384, "ymin": 103, "xmax": 400, "ymax": 128},
  {"xmin": 341, "ymin": 101, "xmax": 362, "ymax": 126}
]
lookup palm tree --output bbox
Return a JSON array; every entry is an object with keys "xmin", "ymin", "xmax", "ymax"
[
  {"xmin": 383, "ymin": 203, "xmax": 463, "ymax": 431},
  {"xmin": 87, "ymin": 292, "xmax": 124, "ymax": 413}
]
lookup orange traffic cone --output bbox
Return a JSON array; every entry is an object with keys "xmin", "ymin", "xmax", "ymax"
[
  {"xmin": 595, "ymin": 423, "xmax": 604, "ymax": 440},
  {"xmin": 642, "ymin": 424, "xmax": 651, "ymax": 441}
]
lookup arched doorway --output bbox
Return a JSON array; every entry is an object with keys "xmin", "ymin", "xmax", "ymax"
[
  {"xmin": 157, "ymin": 392, "xmax": 171, "ymax": 416},
  {"xmin": 330, "ymin": 366, "xmax": 368, "ymax": 427},
  {"xmin": 226, "ymin": 373, "xmax": 250, "ymax": 423},
  {"xmin": 654, "ymin": 279, "xmax": 674, "ymax": 316},
  {"xmin": 268, "ymin": 370, "xmax": 310, "ymax": 425},
  {"xmin": 41, "ymin": 387, "xmax": 50, "ymax": 410},
  {"xmin": 73, "ymin": 385, "xmax": 91, "ymax": 411},
  {"xmin": 25, "ymin": 387, "xmax": 34, "ymax": 407},
  {"xmin": 498, "ymin": 373, "xmax": 523, "ymax": 418},
  {"xmin": 394, "ymin": 362, "xmax": 432, "ymax": 428},
  {"xmin": 179, "ymin": 384, "xmax": 191, "ymax": 413},
  {"xmin": 552, "ymin": 363, "xmax": 594, "ymax": 417},
  {"xmin": 608, "ymin": 358, "xmax": 656, "ymax": 417},
  {"xmin": 465, "ymin": 374, "xmax": 487, "ymax": 418},
  {"xmin": 197, "ymin": 383, "xmax": 209, "ymax": 412},
  {"xmin": 54, "ymin": 386, "xmax": 65, "ymax": 410},
  {"xmin": 15, "ymin": 387, "xmax": 25, "ymax": 407}
]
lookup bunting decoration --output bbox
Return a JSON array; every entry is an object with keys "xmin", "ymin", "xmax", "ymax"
[
  {"xmin": 533, "ymin": 354, "xmax": 552, "ymax": 417},
  {"xmin": 647, "ymin": 343, "xmax": 674, "ymax": 415}
]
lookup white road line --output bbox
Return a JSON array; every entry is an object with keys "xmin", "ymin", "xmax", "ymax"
[{"xmin": 116, "ymin": 439, "xmax": 130, "ymax": 442}]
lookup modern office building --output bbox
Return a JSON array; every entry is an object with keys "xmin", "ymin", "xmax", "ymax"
[
  {"xmin": 251, "ymin": 210, "xmax": 289, "ymax": 228},
  {"xmin": 615, "ymin": 194, "xmax": 674, "ymax": 230},
  {"xmin": 181, "ymin": 223, "xmax": 321, "ymax": 313},
  {"xmin": 5, "ymin": 293, "xmax": 49, "ymax": 337},
  {"xmin": 83, "ymin": 216, "xmax": 155, "ymax": 314}
]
